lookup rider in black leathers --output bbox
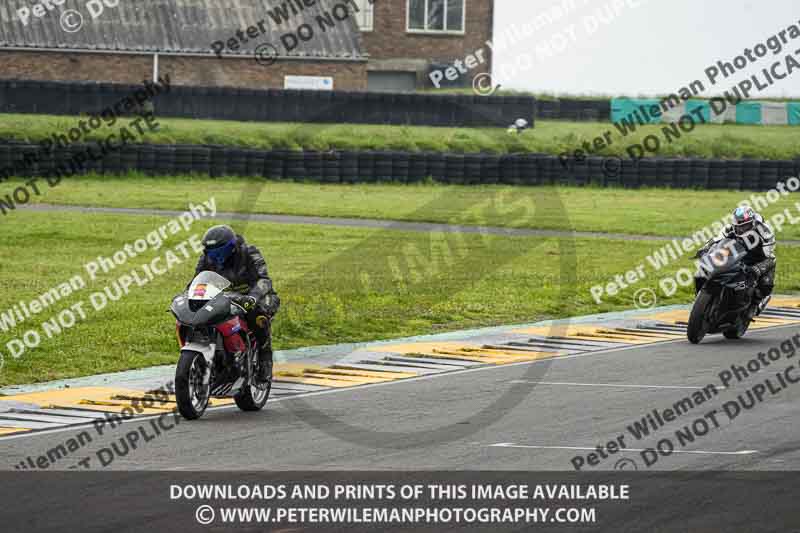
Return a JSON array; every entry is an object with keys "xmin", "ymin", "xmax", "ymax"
[
  {"xmin": 195, "ymin": 225, "xmax": 280, "ymax": 381},
  {"xmin": 699, "ymin": 206, "xmax": 776, "ymax": 315}
]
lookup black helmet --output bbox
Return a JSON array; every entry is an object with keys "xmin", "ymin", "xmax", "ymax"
[{"xmin": 202, "ymin": 225, "xmax": 237, "ymax": 266}]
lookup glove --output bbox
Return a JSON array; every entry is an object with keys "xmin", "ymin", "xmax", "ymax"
[
  {"xmin": 268, "ymin": 294, "xmax": 281, "ymax": 314},
  {"xmin": 234, "ymin": 295, "xmax": 257, "ymax": 312}
]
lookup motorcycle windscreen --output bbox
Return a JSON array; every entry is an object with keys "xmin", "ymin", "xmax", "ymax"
[
  {"xmin": 188, "ymin": 271, "xmax": 232, "ymax": 301},
  {"xmin": 705, "ymin": 238, "xmax": 748, "ymax": 273}
]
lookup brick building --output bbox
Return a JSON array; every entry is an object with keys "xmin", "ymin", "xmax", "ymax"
[
  {"xmin": 362, "ymin": 0, "xmax": 494, "ymax": 91},
  {"xmin": 0, "ymin": 0, "xmax": 493, "ymax": 92}
]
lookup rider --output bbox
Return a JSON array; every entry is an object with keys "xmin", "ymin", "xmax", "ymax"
[
  {"xmin": 711, "ymin": 206, "xmax": 776, "ymax": 314},
  {"xmin": 195, "ymin": 225, "xmax": 280, "ymax": 381}
]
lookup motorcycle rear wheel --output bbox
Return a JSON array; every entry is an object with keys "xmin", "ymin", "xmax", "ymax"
[
  {"xmin": 175, "ymin": 351, "xmax": 210, "ymax": 420},
  {"xmin": 687, "ymin": 291, "xmax": 713, "ymax": 344}
]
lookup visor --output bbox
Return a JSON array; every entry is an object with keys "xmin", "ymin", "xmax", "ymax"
[{"xmin": 205, "ymin": 239, "xmax": 236, "ymax": 265}]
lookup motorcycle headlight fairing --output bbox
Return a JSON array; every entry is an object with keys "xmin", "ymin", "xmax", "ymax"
[{"xmin": 711, "ymin": 247, "xmax": 731, "ymax": 267}]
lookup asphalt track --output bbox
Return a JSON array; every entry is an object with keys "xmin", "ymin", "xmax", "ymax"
[{"xmin": 3, "ymin": 323, "xmax": 800, "ymax": 472}]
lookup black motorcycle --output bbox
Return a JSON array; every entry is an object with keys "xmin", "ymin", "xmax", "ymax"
[
  {"xmin": 687, "ymin": 238, "xmax": 764, "ymax": 344},
  {"xmin": 170, "ymin": 271, "xmax": 270, "ymax": 420}
]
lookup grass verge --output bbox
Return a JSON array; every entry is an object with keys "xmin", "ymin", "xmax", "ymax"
[
  {"xmin": 1, "ymin": 209, "xmax": 800, "ymax": 387},
  {"xmin": 8, "ymin": 175, "xmax": 800, "ymax": 240},
  {"xmin": 0, "ymin": 113, "xmax": 798, "ymax": 159}
]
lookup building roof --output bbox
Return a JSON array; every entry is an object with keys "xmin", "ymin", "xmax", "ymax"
[{"xmin": 0, "ymin": 0, "xmax": 365, "ymax": 60}]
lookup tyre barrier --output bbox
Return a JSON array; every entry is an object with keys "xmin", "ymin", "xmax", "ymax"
[
  {"xmin": 0, "ymin": 141, "xmax": 797, "ymax": 191},
  {"xmin": 284, "ymin": 151, "xmax": 305, "ymax": 180},
  {"xmin": 726, "ymin": 160, "xmax": 743, "ymax": 191},
  {"xmin": 210, "ymin": 146, "xmax": 228, "ymax": 178},
  {"xmin": 535, "ymin": 99, "xmax": 611, "ymax": 121},
  {"xmin": 445, "ymin": 154, "xmax": 465, "ymax": 184},
  {"xmin": 120, "ymin": 145, "xmax": 139, "ymax": 174},
  {"xmin": 621, "ymin": 159, "xmax": 639, "ymax": 188},
  {"xmin": 674, "ymin": 159, "xmax": 692, "ymax": 189},
  {"xmin": 481, "ymin": 154, "xmax": 501, "ymax": 184},
  {"xmin": 305, "ymin": 151, "xmax": 323, "ymax": 181},
  {"xmin": 152, "ymin": 145, "xmax": 175, "ymax": 175},
  {"xmin": 340, "ymin": 151, "xmax": 359, "ymax": 183},
  {"xmin": 392, "ymin": 152, "xmax": 410, "ymax": 183},
  {"xmin": 373, "ymin": 151, "xmax": 393, "ymax": 182},
  {"xmin": 265, "ymin": 150, "xmax": 285, "ymax": 180},
  {"xmin": 139, "ymin": 144, "xmax": 157, "ymax": 176},
  {"xmin": 708, "ymin": 159, "xmax": 728, "ymax": 190},
  {"xmin": 101, "ymin": 147, "xmax": 122, "ymax": 175},
  {"xmin": 519, "ymin": 154, "xmax": 539, "ymax": 186},
  {"xmin": 174, "ymin": 145, "xmax": 194, "ymax": 175},
  {"xmin": 427, "ymin": 153, "xmax": 445, "ymax": 181},
  {"xmin": 463, "ymin": 154, "xmax": 482, "ymax": 184},
  {"xmin": 356, "ymin": 151, "xmax": 375, "ymax": 182},
  {"xmin": 498, "ymin": 155, "xmax": 516, "ymax": 185},
  {"xmin": 545, "ymin": 155, "xmax": 560, "ymax": 185},
  {"xmin": 742, "ymin": 160, "xmax": 760, "ymax": 191},
  {"xmin": 760, "ymin": 161, "xmax": 779, "ymax": 191},
  {"xmin": 638, "ymin": 159, "xmax": 657, "ymax": 188},
  {"xmin": 22, "ymin": 81, "xmax": 776, "ymax": 126},
  {"xmin": 246, "ymin": 149, "xmax": 266, "ymax": 178},
  {"xmin": 0, "ymin": 79, "xmax": 534, "ymax": 128},
  {"xmin": 654, "ymin": 158, "xmax": 674, "ymax": 188},
  {"xmin": 408, "ymin": 152, "xmax": 428, "ymax": 183},
  {"xmin": 227, "ymin": 148, "xmax": 248, "ymax": 178},
  {"xmin": 690, "ymin": 160, "xmax": 710, "ymax": 189},
  {"xmin": 322, "ymin": 151, "xmax": 341, "ymax": 183}
]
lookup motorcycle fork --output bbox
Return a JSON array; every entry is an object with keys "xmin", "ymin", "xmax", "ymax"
[
  {"xmin": 701, "ymin": 288, "xmax": 720, "ymax": 323},
  {"xmin": 242, "ymin": 334, "xmax": 257, "ymax": 383}
]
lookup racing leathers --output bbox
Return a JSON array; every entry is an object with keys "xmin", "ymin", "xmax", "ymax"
[
  {"xmin": 194, "ymin": 235, "xmax": 280, "ymax": 381},
  {"xmin": 713, "ymin": 213, "xmax": 776, "ymax": 311}
]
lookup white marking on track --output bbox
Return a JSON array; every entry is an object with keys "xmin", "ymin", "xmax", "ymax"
[
  {"xmin": 6, "ymin": 322, "xmax": 800, "ymax": 444},
  {"xmin": 489, "ymin": 443, "xmax": 758, "ymax": 455},
  {"xmin": 510, "ymin": 380, "xmax": 726, "ymax": 391}
]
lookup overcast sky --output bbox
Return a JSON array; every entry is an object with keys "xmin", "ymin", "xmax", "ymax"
[{"xmin": 491, "ymin": 0, "xmax": 800, "ymax": 98}]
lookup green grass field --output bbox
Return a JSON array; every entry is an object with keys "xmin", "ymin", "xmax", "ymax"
[
  {"xmin": 2, "ymin": 207, "xmax": 800, "ymax": 387},
  {"xmin": 2, "ymin": 112, "xmax": 800, "ymax": 387},
  {"xmin": 8, "ymin": 175, "xmax": 800, "ymax": 239},
  {"xmin": 0, "ymin": 113, "xmax": 798, "ymax": 159}
]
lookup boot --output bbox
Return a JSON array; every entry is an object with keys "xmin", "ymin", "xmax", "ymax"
[
  {"xmin": 253, "ymin": 314, "xmax": 273, "ymax": 382},
  {"xmin": 755, "ymin": 294, "xmax": 771, "ymax": 316}
]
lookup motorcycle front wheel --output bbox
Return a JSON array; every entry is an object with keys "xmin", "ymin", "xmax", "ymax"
[
  {"xmin": 175, "ymin": 351, "xmax": 210, "ymax": 420},
  {"xmin": 687, "ymin": 291, "xmax": 714, "ymax": 344},
  {"xmin": 234, "ymin": 359, "xmax": 271, "ymax": 412},
  {"xmin": 724, "ymin": 319, "xmax": 751, "ymax": 339}
]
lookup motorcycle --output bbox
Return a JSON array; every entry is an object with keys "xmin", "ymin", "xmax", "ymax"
[
  {"xmin": 170, "ymin": 270, "xmax": 270, "ymax": 419},
  {"xmin": 687, "ymin": 238, "xmax": 766, "ymax": 344}
]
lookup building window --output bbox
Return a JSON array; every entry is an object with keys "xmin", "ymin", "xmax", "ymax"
[
  {"xmin": 408, "ymin": 0, "xmax": 465, "ymax": 33},
  {"xmin": 352, "ymin": 0, "xmax": 374, "ymax": 31}
]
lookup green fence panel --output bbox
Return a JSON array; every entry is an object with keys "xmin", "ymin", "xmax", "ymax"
[
  {"xmin": 611, "ymin": 98, "xmax": 662, "ymax": 124},
  {"xmin": 788, "ymin": 102, "xmax": 800, "ymax": 125},
  {"xmin": 685, "ymin": 100, "xmax": 711, "ymax": 123},
  {"xmin": 735, "ymin": 102, "xmax": 762, "ymax": 124}
]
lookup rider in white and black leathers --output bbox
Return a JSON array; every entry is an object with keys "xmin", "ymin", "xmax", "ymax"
[
  {"xmin": 704, "ymin": 206, "xmax": 776, "ymax": 313},
  {"xmin": 195, "ymin": 225, "xmax": 280, "ymax": 381}
]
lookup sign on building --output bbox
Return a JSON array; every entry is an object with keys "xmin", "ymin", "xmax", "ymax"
[{"xmin": 284, "ymin": 76, "xmax": 334, "ymax": 91}]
